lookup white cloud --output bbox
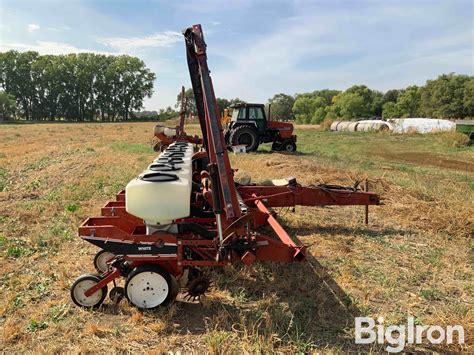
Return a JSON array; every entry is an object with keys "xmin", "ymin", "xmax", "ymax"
[
  {"xmin": 0, "ymin": 41, "xmax": 112, "ymax": 55},
  {"xmin": 27, "ymin": 23, "xmax": 40, "ymax": 32},
  {"xmin": 96, "ymin": 31, "xmax": 182, "ymax": 52}
]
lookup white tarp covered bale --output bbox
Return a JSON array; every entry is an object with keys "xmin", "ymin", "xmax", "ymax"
[{"xmin": 389, "ymin": 118, "xmax": 455, "ymax": 134}]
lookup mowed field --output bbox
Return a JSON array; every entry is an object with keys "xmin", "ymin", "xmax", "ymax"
[{"xmin": 0, "ymin": 122, "xmax": 473, "ymax": 353}]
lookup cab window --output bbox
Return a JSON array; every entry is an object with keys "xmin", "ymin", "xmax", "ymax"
[
  {"xmin": 231, "ymin": 108, "xmax": 246, "ymax": 120},
  {"xmin": 249, "ymin": 107, "xmax": 264, "ymax": 120}
]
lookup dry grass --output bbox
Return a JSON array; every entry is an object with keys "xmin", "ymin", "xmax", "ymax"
[
  {"xmin": 0, "ymin": 122, "xmax": 472, "ymax": 353},
  {"xmin": 320, "ymin": 117, "xmax": 334, "ymax": 131},
  {"xmin": 437, "ymin": 131, "xmax": 471, "ymax": 148}
]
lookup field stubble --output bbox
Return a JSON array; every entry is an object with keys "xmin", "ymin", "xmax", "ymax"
[{"xmin": 0, "ymin": 122, "xmax": 472, "ymax": 353}]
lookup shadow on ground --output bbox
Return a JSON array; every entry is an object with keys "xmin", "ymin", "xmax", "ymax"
[{"xmin": 138, "ymin": 255, "xmax": 380, "ymax": 351}]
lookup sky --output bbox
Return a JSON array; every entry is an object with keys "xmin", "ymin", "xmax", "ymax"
[{"xmin": 0, "ymin": 0, "xmax": 473, "ymax": 110}]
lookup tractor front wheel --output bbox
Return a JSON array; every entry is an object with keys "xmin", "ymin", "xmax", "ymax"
[
  {"xmin": 271, "ymin": 141, "xmax": 283, "ymax": 151},
  {"xmin": 230, "ymin": 125, "xmax": 259, "ymax": 152},
  {"xmin": 282, "ymin": 141, "xmax": 297, "ymax": 152}
]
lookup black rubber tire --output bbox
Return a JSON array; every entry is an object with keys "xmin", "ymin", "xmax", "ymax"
[
  {"xmin": 109, "ymin": 286, "xmax": 125, "ymax": 304},
  {"xmin": 93, "ymin": 250, "xmax": 115, "ymax": 274},
  {"xmin": 170, "ymin": 275, "xmax": 180, "ymax": 301},
  {"xmin": 271, "ymin": 141, "xmax": 283, "ymax": 151},
  {"xmin": 70, "ymin": 274, "xmax": 108, "ymax": 309},
  {"xmin": 224, "ymin": 130, "xmax": 231, "ymax": 144},
  {"xmin": 230, "ymin": 125, "xmax": 259, "ymax": 152},
  {"xmin": 125, "ymin": 265, "xmax": 174, "ymax": 310},
  {"xmin": 282, "ymin": 141, "xmax": 297, "ymax": 152}
]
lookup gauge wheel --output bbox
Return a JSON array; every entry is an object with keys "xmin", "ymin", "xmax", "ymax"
[
  {"xmin": 125, "ymin": 265, "xmax": 173, "ymax": 310},
  {"xmin": 93, "ymin": 250, "xmax": 115, "ymax": 273},
  {"xmin": 71, "ymin": 274, "xmax": 108, "ymax": 309}
]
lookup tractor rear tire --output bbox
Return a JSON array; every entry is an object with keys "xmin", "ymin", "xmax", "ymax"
[{"xmin": 230, "ymin": 125, "xmax": 259, "ymax": 152}]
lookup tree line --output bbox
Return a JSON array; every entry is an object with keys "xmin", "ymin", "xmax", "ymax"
[
  {"xmin": 0, "ymin": 50, "xmax": 155, "ymax": 121},
  {"xmin": 1, "ymin": 50, "xmax": 471, "ymax": 125},
  {"xmin": 266, "ymin": 73, "xmax": 473, "ymax": 124}
]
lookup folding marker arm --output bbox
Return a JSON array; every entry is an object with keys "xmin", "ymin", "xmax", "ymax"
[{"xmin": 183, "ymin": 25, "xmax": 241, "ymax": 221}]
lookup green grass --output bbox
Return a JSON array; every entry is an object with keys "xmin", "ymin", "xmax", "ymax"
[
  {"xmin": 110, "ymin": 142, "xmax": 151, "ymax": 154},
  {"xmin": 290, "ymin": 129, "xmax": 473, "ymax": 201},
  {"xmin": 65, "ymin": 203, "xmax": 80, "ymax": 213}
]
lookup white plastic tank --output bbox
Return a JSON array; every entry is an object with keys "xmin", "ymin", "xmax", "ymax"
[
  {"xmin": 126, "ymin": 172, "xmax": 191, "ymax": 225},
  {"xmin": 126, "ymin": 141, "xmax": 194, "ymax": 225},
  {"xmin": 146, "ymin": 162, "xmax": 192, "ymax": 181},
  {"xmin": 154, "ymin": 143, "xmax": 192, "ymax": 165}
]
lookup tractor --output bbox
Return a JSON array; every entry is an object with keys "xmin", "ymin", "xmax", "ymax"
[{"xmin": 223, "ymin": 103, "xmax": 297, "ymax": 152}]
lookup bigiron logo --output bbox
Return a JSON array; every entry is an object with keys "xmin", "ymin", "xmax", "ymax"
[{"xmin": 355, "ymin": 316, "xmax": 465, "ymax": 352}]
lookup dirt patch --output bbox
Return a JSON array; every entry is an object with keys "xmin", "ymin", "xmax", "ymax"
[{"xmin": 377, "ymin": 151, "xmax": 474, "ymax": 173}]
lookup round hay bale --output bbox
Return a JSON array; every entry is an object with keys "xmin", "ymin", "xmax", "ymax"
[
  {"xmin": 330, "ymin": 121, "xmax": 341, "ymax": 131},
  {"xmin": 356, "ymin": 122, "xmax": 371, "ymax": 131},
  {"xmin": 336, "ymin": 121, "xmax": 352, "ymax": 131},
  {"xmin": 378, "ymin": 122, "xmax": 391, "ymax": 131},
  {"xmin": 348, "ymin": 122, "xmax": 359, "ymax": 131}
]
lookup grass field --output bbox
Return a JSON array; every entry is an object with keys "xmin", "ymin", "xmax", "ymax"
[{"xmin": 0, "ymin": 122, "xmax": 472, "ymax": 353}]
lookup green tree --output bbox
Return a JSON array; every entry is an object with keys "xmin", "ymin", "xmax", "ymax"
[
  {"xmin": 176, "ymin": 88, "xmax": 196, "ymax": 115},
  {"xmin": 371, "ymin": 90, "xmax": 384, "ymax": 117},
  {"xmin": 293, "ymin": 96, "xmax": 326, "ymax": 123},
  {"xmin": 216, "ymin": 98, "xmax": 230, "ymax": 115},
  {"xmin": 383, "ymin": 89, "xmax": 400, "ymax": 104},
  {"xmin": 343, "ymin": 85, "xmax": 382, "ymax": 117},
  {"xmin": 396, "ymin": 85, "xmax": 422, "ymax": 117},
  {"xmin": 267, "ymin": 93, "xmax": 295, "ymax": 121},
  {"xmin": 382, "ymin": 102, "xmax": 399, "ymax": 119},
  {"xmin": 296, "ymin": 89, "xmax": 340, "ymax": 105},
  {"xmin": 311, "ymin": 107, "xmax": 327, "ymax": 124},
  {"xmin": 420, "ymin": 73, "xmax": 470, "ymax": 118},
  {"xmin": 113, "ymin": 55, "xmax": 155, "ymax": 120},
  {"xmin": 334, "ymin": 92, "xmax": 367, "ymax": 119},
  {"xmin": 0, "ymin": 50, "xmax": 155, "ymax": 121},
  {"xmin": 463, "ymin": 77, "xmax": 474, "ymax": 118},
  {"xmin": 0, "ymin": 51, "xmax": 39, "ymax": 120},
  {"xmin": 0, "ymin": 90, "xmax": 17, "ymax": 121}
]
